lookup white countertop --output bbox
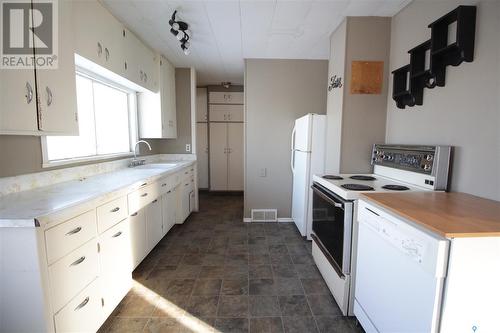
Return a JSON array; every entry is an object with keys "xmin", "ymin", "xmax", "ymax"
[{"xmin": 0, "ymin": 161, "xmax": 194, "ymax": 228}]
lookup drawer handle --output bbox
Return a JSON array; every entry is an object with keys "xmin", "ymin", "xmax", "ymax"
[
  {"xmin": 71, "ymin": 256, "xmax": 86, "ymax": 266},
  {"xmin": 131, "ymin": 212, "xmax": 138, "ymax": 217},
  {"xmin": 162, "ymin": 183, "xmax": 167, "ymax": 187},
  {"xmin": 190, "ymin": 169, "xmax": 194, "ymax": 171},
  {"xmin": 74, "ymin": 297, "xmax": 90, "ymax": 311},
  {"xmin": 167, "ymin": 190, "xmax": 172, "ymax": 194},
  {"xmin": 112, "ymin": 231, "xmax": 122, "ymax": 238},
  {"xmin": 365, "ymin": 207, "xmax": 380, "ymax": 216},
  {"xmin": 152, "ymin": 199, "xmax": 158, "ymax": 203},
  {"xmin": 110, "ymin": 207, "xmax": 120, "ymax": 213},
  {"xmin": 66, "ymin": 226, "xmax": 82, "ymax": 236},
  {"xmin": 140, "ymin": 183, "xmax": 147, "ymax": 187},
  {"xmin": 185, "ymin": 183, "xmax": 189, "ymax": 186},
  {"xmin": 141, "ymin": 193, "xmax": 148, "ymax": 197},
  {"xmin": 184, "ymin": 171, "xmax": 188, "ymax": 174}
]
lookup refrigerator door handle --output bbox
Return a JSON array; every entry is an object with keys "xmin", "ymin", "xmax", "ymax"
[{"xmin": 290, "ymin": 125, "xmax": 296, "ymax": 173}]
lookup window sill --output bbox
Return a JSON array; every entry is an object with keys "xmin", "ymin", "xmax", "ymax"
[{"xmin": 42, "ymin": 152, "xmax": 134, "ymax": 169}]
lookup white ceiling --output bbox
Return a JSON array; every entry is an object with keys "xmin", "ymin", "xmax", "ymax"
[{"xmin": 102, "ymin": 0, "xmax": 411, "ymax": 85}]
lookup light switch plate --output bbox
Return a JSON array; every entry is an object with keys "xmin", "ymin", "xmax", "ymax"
[{"xmin": 186, "ymin": 144, "xmax": 191, "ymax": 152}]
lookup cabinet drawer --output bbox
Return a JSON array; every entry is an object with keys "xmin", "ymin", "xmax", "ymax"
[
  {"xmin": 128, "ymin": 183, "xmax": 159, "ymax": 214},
  {"xmin": 158, "ymin": 175, "xmax": 174, "ymax": 196},
  {"xmin": 54, "ymin": 278, "xmax": 102, "ymax": 333},
  {"xmin": 49, "ymin": 239, "xmax": 99, "ymax": 312},
  {"xmin": 96, "ymin": 196, "xmax": 128, "ymax": 233},
  {"xmin": 45, "ymin": 210, "xmax": 97, "ymax": 265}
]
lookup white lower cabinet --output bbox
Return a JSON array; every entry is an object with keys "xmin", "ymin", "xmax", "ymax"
[
  {"xmin": 146, "ymin": 197, "xmax": 163, "ymax": 252},
  {"xmin": 54, "ymin": 278, "xmax": 103, "ymax": 333},
  {"xmin": 162, "ymin": 188, "xmax": 177, "ymax": 236},
  {"xmin": 129, "ymin": 209, "xmax": 148, "ymax": 269},
  {"xmin": 5, "ymin": 163, "xmax": 197, "ymax": 332},
  {"xmin": 99, "ymin": 219, "xmax": 132, "ymax": 318}
]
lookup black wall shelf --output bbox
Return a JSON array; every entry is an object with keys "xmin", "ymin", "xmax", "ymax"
[{"xmin": 392, "ymin": 5, "xmax": 476, "ymax": 109}]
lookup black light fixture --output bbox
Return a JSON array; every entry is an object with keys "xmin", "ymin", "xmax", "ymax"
[{"xmin": 169, "ymin": 10, "xmax": 191, "ymax": 55}]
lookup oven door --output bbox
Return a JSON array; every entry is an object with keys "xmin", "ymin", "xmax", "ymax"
[{"xmin": 311, "ymin": 182, "xmax": 354, "ymax": 277}]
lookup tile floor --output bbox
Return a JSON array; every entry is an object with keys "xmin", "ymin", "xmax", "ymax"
[{"xmin": 99, "ymin": 192, "xmax": 364, "ymax": 333}]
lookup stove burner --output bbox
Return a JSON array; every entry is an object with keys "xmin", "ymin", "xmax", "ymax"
[
  {"xmin": 382, "ymin": 184, "xmax": 410, "ymax": 191},
  {"xmin": 350, "ymin": 175, "xmax": 376, "ymax": 181},
  {"xmin": 322, "ymin": 175, "xmax": 343, "ymax": 180},
  {"xmin": 341, "ymin": 184, "xmax": 374, "ymax": 191}
]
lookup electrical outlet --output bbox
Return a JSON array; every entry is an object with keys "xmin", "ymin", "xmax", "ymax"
[
  {"xmin": 259, "ymin": 168, "xmax": 267, "ymax": 177},
  {"xmin": 186, "ymin": 144, "xmax": 191, "ymax": 152}
]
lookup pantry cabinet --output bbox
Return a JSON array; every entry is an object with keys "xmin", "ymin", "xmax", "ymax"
[
  {"xmin": 209, "ymin": 91, "xmax": 244, "ymax": 104},
  {"xmin": 209, "ymin": 104, "xmax": 244, "ymax": 122},
  {"xmin": 209, "ymin": 123, "xmax": 244, "ymax": 191},
  {"xmin": 196, "ymin": 123, "xmax": 209, "ymax": 189},
  {"xmin": 138, "ymin": 56, "xmax": 177, "ymax": 138}
]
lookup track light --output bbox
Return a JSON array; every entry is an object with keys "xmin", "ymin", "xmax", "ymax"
[{"xmin": 169, "ymin": 10, "xmax": 191, "ymax": 56}]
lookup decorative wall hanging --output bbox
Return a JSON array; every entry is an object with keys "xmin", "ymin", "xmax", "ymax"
[
  {"xmin": 328, "ymin": 75, "xmax": 342, "ymax": 91},
  {"xmin": 392, "ymin": 5, "xmax": 476, "ymax": 109},
  {"xmin": 351, "ymin": 61, "xmax": 384, "ymax": 94}
]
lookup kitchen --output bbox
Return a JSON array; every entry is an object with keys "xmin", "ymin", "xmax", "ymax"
[{"xmin": 0, "ymin": 0, "xmax": 499, "ymax": 333}]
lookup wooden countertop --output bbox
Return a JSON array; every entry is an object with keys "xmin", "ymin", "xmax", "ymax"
[{"xmin": 361, "ymin": 192, "xmax": 500, "ymax": 238}]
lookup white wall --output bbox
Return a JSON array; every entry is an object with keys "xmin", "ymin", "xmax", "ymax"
[
  {"xmin": 244, "ymin": 59, "xmax": 328, "ymax": 218},
  {"xmin": 386, "ymin": 0, "xmax": 500, "ymax": 200}
]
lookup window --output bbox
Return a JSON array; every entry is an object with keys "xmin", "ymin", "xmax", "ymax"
[{"xmin": 44, "ymin": 73, "xmax": 137, "ymax": 165}]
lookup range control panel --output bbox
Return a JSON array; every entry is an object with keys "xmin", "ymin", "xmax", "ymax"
[{"xmin": 371, "ymin": 144, "xmax": 437, "ymax": 175}]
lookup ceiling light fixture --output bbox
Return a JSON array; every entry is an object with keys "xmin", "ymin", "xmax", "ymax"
[
  {"xmin": 169, "ymin": 10, "xmax": 191, "ymax": 56},
  {"xmin": 221, "ymin": 82, "xmax": 231, "ymax": 89}
]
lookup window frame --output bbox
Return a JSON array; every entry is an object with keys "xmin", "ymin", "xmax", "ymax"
[{"xmin": 41, "ymin": 68, "xmax": 139, "ymax": 168}]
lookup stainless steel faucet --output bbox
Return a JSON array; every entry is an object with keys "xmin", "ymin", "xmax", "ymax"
[{"xmin": 129, "ymin": 140, "xmax": 152, "ymax": 167}]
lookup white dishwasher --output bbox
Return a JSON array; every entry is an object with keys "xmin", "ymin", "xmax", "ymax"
[{"xmin": 354, "ymin": 200, "xmax": 449, "ymax": 333}]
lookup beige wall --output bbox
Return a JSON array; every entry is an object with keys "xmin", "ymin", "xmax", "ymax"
[
  {"xmin": 325, "ymin": 17, "xmax": 391, "ymax": 174},
  {"xmin": 386, "ymin": 0, "xmax": 500, "ymax": 201},
  {"xmin": 244, "ymin": 59, "xmax": 328, "ymax": 218}
]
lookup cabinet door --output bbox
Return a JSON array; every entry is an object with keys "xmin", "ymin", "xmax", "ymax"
[
  {"xmin": 227, "ymin": 123, "xmax": 244, "ymax": 191},
  {"xmin": 36, "ymin": 0, "xmax": 78, "ymax": 134},
  {"xmin": 209, "ymin": 91, "xmax": 244, "ymax": 104},
  {"xmin": 137, "ymin": 90, "xmax": 162, "ymax": 138},
  {"xmin": 226, "ymin": 104, "xmax": 244, "ymax": 122},
  {"xmin": 146, "ymin": 198, "xmax": 163, "ymax": 251},
  {"xmin": 209, "ymin": 104, "xmax": 228, "ymax": 122},
  {"xmin": 163, "ymin": 189, "xmax": 177, "ymax": 233},
  {"xmin": 129, "ymin": 210, "xmax": 147, "ymax": 269},
  {"xmin": 162, "ymin": 57, "xmax": 177, "ymax": 138},
  {"xmin": 196, "ymin": 88, "xmax": 208, "ymax": 122},
  {"xmin": 0, "ymin": 70, "xmax": 37, "ymax": 134},
  {"xmin": 100, "ymin": 219, "xmax": 132, "ymax": 318},
  {"xmin": 209, "ymin": 123, "xmax": 228, "ymax": 191},
  {"xmin": 196, "ymin": 123, "xmax": 209, "ymax": 189},
  {"xmin": 181, "ymin": 181, "xmax": 192, "ymax": 221}
]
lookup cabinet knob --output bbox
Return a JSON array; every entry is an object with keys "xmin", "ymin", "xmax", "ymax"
[
  {"xmin": 25, "ymin": 82, "xmax": 33, "ymax": 104},
  {"xmin": 74, "ymin": 297, "xmax": 90, "ymax": 311},
  {"xmin": 66, "ymin": 226, "xmax": 82, "ymax": 236},
  {"xmin": 70, "ymin": 256, "xmax": 86, "ymax": 266},
  {"xmin": 105, "ymin": 47, "xmax": 110, "ymax": 61},
  {"xmin": 97, "ymin": 42, "xmax": 102, "ymax": 57}
]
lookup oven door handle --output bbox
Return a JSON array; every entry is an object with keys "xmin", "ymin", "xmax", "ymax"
[{"xmin": 312, "ymin": 184, "xmax": 345, "ymax": 210}]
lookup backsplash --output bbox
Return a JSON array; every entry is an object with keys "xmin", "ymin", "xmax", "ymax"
[{"xmin": 0, "ymin": 154, "xmax": 196, "ymax": 196}]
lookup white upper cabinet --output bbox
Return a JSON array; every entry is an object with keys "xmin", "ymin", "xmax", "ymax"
[
  {"xmin": 0, "ymin": 0, "xmax": 78, "ymax": 135},
  {"xmin": 123, "ymin": 29, "xmax": 159, "ymax": 92},
  {"xmin": 209, "ymin": 91, "xmax": 244, "ymax": 104},
  {"xmin": 37, "ymin": 0, "xmax": 78, "ymax": 135},
  {"xmin": 196, "ymin": 88, "xmax": 208, "ymax": 122},
  {"xmin": 73, "ymin": 0, "xmax": 124, "ymax": 76},
  {"xmin": 138, "ymin": 56, "xmax": 177, "ymax": 139},
  {"xmin": 209, "ymin": 104, "xmax": 244, "ymax": 122}
]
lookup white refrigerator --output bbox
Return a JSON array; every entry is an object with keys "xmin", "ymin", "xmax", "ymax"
[{"xmin": 291, "ymin": 114, "xmax": 326, "ymax": 239}]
